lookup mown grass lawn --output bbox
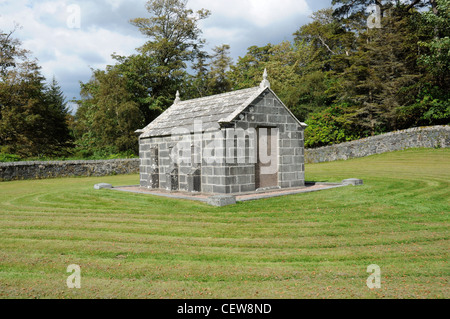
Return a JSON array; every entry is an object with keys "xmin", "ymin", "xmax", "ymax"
[{"xmin": 0, "ymin": 148, "xmax": 448, "ymax": 299}]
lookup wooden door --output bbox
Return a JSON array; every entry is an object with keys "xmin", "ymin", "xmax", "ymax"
[{"xmin": 256, "ymin": 127, "xmax": 278, "ymax": 189}]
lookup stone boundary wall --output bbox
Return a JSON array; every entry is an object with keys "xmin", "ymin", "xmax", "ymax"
[
  {"xmin": 305, "ymin": 125, "xmax": 450, "ymax": 164},
  {"xmin": 0, "ymin": 159, "xmax": 139, "ymax": 182},
  {"xmin": 1, "ymin": 126, "xmax": 448, "ymax": 181}
]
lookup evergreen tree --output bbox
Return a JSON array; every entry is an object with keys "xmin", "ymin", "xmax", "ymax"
[
  {"xmin": 0, "ymin": 28, "xmax": 72, "ymax": 158},
  {"xmin": 42, "ymin": 77, "xmax": 72, "ymax": 152},
  {"xmin": 400, "ymin": 0, "xmax": 450, "ymax": 126},
  {"xmin": 189, "ymin": 50, "xmax": 210, "ymax": 98},
  {"xmin": 208, "ymin": 44, "xmax": 233, "ymax": 95}
]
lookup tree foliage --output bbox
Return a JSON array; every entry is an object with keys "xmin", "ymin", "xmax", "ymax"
[
  {"xmin": 74, "ymin": 67, "xmax": 145, "ymax": 157},
  {"xmin": 130, "ymin": 0, "xmax": 210, "ymax": 111},
  {"xmin": 74, "ymin": 0, "xmax": 211, "ymax": 157},
  {"xmin": 3, "ymin": 0, "xmax": 448, "ymax": 159},
  {"xmin": 207, "ymin": 44, "xmax": 233, "ymax": 95},
  {"xmin": 303, "ymin": 1, "xmax": 449, "ymax": 146},
  {"xmin": 0, "ymin": 28, "xmax": 71, "ymax": 158}
]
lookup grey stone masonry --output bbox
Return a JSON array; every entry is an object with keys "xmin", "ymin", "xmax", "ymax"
[
  {"xmin": 207, "ymin": 195, "xmax": 237, "ymax": 207},
  {"xmin": 0, "ymin": 159, "xmax": 139, "ymax": 182},
  {"xmin": 138, "ymin": 87, "xmax": 307, "ymax": 195},
  {"xmin": 231, "ymin": 90, "xmax": 306, "ymax": 191},
  {"xmin": 138, "ymin": 71, "xmax": 307, "ymax": 195},
  {"xmin": 305, "ymin": 126, "xmax": 450, "ymax": 164}
]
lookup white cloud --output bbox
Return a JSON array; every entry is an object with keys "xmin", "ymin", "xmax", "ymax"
[
  {"xmin": 190, "ymin": 0, "xmax": 311, "ymax": 59},
  {"xmin": 202, "ymin": 26, "xmax": 246, "ymax": 45},
  {"xmin": 0, "ymin": 0, "xmax": 314, "ymax": 108},
  {"xmin": 105, "ymin": 0, "xmax": 123, "ymax": 10},
  {"xmin": 0, "ymin": 0, "xmax": 145, "ymax": 105},
  {"xmin": 191, "ymin": 0, "xmax": 310, "ymax": 28}
]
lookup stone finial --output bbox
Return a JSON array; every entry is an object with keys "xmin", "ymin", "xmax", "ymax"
[
  {"xmin": 174, "ymin": 90, "xmax": 181, "ymax": 104},
  {"xmin": 260, "ymin": 68, "xmax": 270, "ymax": 89}
]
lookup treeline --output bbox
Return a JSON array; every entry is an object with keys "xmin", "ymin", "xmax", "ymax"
[
  {"xmin": 1, "ymin": 0, "xmax": 449, "ymax": 161},
  {"xmin": 0, "ymin": 25, "xmax": 72, "ymax": 160}
]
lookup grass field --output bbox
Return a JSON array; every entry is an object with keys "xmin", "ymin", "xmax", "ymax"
[{"xmin": 0, "ymin": 148, "xmax": 448, "ymax": 299}]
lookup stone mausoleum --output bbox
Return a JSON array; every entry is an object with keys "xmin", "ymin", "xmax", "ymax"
[{"xmin": 136, "ymin": 70, "xmax": 307, "ymax": 194}]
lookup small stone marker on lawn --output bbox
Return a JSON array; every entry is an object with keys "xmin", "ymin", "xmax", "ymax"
[
  {"xmin": 207, "ymin": 195, "xmax": 237, "ymax": 207},
  {"xmin": 342, "ymin": 178, "xmax": 364, "ymax": 186},
  {"xmin": 94, "ymin": 183, "xmax": 113, "ymax": 190}
]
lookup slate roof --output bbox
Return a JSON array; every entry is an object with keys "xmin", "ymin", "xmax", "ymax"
[
  {"xmin": 139, "ymin": 76, "xmax": 306, "ymax": 138},
  {"xmin": 139, "ymin": 86, "xmax": 264, "ymax": 138}
]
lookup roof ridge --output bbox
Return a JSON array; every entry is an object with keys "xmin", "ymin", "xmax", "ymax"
[{"xmin": 176, "ymin": 86, "xmax": 259, "ymax": 104}]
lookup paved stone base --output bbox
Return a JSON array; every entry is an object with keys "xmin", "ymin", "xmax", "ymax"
[
  {"xmin": 207, "ymin": 195, "xmax": 237, "ymax": 207},
  {"xmin": 111, "ymin": 181, "xmax": 359, "ymax": 206}
]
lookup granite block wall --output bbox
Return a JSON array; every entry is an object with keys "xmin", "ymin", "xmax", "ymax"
[
  {"xmin": 139, "ymin": 89, "xmax": 306, "ymax": 194},
  {"xmin": 0, "ymin": 159, "xmax": 139, "ymax": 182},
  {"xmin": 305, "ymin": 126, "xmax": 450, "ymax": 164}
]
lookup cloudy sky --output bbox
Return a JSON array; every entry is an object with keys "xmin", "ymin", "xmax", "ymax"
[{"xmin": 0, "ymin": 0, "xmax": 332, "ymax": 111}]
